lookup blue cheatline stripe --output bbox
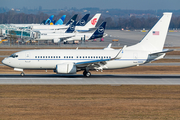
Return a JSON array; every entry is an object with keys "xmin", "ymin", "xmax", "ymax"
[{"xmin": 18, "ymin": 59, "xmax": 150, "ymax": 61}]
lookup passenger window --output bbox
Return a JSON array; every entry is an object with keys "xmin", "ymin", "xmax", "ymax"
[
  {"xmin": 59, "ymin": 56, "xmax": 61, "ymax": 58},
  {"xmin": 56, "ymin": 56, "xmax": 58, "ymax": 58},
  {"xmin": 48, "ymin": 56, "xmax": 50, "ymax": 58},
  {"xmin": 43, "ymin": 56, "xmax": 45, "ymax": 58},
  {"xmin": 35, "ymin": 56, "xmax": 37, "ymax": 58}
]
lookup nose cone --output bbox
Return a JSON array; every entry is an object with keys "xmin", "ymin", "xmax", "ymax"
[{"xmin": 2, "ymin": 58, "xmax": 8, "ymax": 65}]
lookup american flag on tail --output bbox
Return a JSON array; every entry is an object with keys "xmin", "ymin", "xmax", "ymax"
[{"xmin": 153, "ymin": 31, "xmax": 159, "ymax": 35}]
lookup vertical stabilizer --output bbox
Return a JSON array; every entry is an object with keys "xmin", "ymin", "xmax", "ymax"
[
  {"xmin": 76, "ymin": 14, "xmax": 90, "ymax": 26},
  {"xmin": 45, "ymin": 15, "xmax": 54, "ymax": 25},
  {"xmin": 55, "ymin": 15, "xmax": 66, "ymax": 25},
  {"xmin": 88, "ymin": 22, "xmax": 106, "ymax": 40},
  {"xmin": 134, "ymin": 12, "xmax": 172, "ymax": 52},
  {"xmin": 66, "ymin": 14, "xmax": 78, "ymax": 26},
  {"xmin": 65, "ymin": 21, "xmax": 77, "ymax": 33},
  {"xmin": 85, "ymin": 13, "xmax": 101, "ymax": 29}
]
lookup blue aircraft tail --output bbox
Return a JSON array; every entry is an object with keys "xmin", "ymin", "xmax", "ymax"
[
  {"xmin": 45, "ymin": 15, "xmax": 54, "ymax": 25},
  {"xmin": 76, "ymin": 14, "xmax": 90, "ymax": 26},
  {"xmin": 65, "ymin": 21, "xmax": 77, "ymax": 33},
  {"xmin": 55, "ymin": 15, "xmax": 66, "ymax": 25},
  {"xmin": 89, "ymin": 22, "xmax": 106, "ymax": 40},
  {"xmin": 66, "ymin": 14, "xmax": 78, "ymax": 26}
]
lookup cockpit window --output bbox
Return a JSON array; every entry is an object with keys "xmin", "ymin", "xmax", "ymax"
[{"xmin": 10, "ymin": 54, "xmax": 18, "ymax": 58}]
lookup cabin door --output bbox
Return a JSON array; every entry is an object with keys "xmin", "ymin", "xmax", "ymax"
[{"xmin": 25, "ymin": 52, "xmax": 31, "ymax": 63}]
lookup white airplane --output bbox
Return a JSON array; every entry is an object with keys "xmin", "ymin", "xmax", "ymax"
[
  {"xmin": 36, "ymin": 21, "xmax": 106, "ymax": 43},
  {"xmin": 2, "ymin": 12, "xmax": 173, "ymax": 77}
]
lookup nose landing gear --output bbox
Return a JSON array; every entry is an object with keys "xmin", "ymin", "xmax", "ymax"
[{"xmin": 20, "ymin": 72, "xmax": 25, "ymax": 77}]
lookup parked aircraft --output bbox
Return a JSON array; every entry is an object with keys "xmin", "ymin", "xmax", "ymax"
[
  {"xmin": 37, "ymin": 14, "xmax": 90, "ymax": 33},
  {"xmin": 35, "ymin": 21, "xmax": 106, "ymax": 43},
  {"xmin": 31, "ymin": 13, "xmax": 100, "ymax": 32},
  {"xmin": 31, "ymin": 14, "xmax": 78, "ymax": 30},
  {"xmin": 2, "ymin": 12, "xmax": 173, "ymax": 77}
]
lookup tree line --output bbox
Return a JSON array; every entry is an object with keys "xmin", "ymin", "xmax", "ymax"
[{"xmin": 0, "ymin": 11, "xmax": 180, "ymax": 30}]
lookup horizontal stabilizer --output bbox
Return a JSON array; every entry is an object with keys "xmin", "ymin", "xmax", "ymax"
[{"xmin": 149, "ymin": 49, "xmax": 174, "ymax": 56}]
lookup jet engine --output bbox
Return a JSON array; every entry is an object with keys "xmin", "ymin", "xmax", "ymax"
[
  {"xmin": 53, "ymin": 38, "xmax": 60, "ymax": 43},
  {"xmin": 56, "ymin": 63, "xmax": 76, "ymax": 74}
]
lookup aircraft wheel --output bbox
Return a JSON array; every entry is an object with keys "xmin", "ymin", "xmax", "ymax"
[
  {"xmin": 86, "ymin": 72, "xmax": 91, "ymax": 77},
  {"xmin": 21, "ymin": 72, "xmax": 25, "ymax": 77},
  {"xmin": 83, "ymin": 71, "xmax": 91, "ymax": 77}
]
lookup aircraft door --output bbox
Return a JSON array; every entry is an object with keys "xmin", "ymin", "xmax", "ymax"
[
  {"xmin": 133, "ymin": 53, "xmax": 138, "ymax": 63},
  {"xmin": 25, "ymin": 52, "xmax": 31, "ymax": 63}
]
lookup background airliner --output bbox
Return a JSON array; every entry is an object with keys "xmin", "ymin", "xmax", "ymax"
[
  {"xmin": 2, "ymin": 12, "xmax": 173, "ymax": 77},
  {"xmin": 36, "ymin": 21, "xmax": 106, "ymax": 43}
]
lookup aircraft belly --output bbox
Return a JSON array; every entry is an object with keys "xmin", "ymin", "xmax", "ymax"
[{"xmin": 106, "ymin": 60, "xmax": 137, "ymax": 69}]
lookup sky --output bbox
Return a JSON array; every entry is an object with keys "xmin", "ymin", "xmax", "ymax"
[{"xmin": 1, "ymin": 0, "xmax": 180, "ymax": 10}]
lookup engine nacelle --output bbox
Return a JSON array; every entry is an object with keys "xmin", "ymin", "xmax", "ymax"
[
  {"xmin": 53, "ymin": 38, "xmax": 60, "ymax": 43},
  {"xmin": 56, "ymin": 63, "xmax": 76, "ymax": 74}
]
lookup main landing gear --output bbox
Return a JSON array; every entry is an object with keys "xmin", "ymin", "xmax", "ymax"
[
  {"xmin": 20, "ymin": 72, "xmax": 25, "ymax": 77},
  {"xmin": 83, "ymin": 70, "xmax": 91, "ymax": 77}
]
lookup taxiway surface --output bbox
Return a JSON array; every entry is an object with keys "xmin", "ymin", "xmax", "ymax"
[{"xmin": 0, "ymin": 74, "xmax": 180, "ymax": 85}]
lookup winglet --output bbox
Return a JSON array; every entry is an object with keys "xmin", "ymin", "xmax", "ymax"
[{"xmin": 111, "ymin": 45, "xmax": 127, "ymax": 60}]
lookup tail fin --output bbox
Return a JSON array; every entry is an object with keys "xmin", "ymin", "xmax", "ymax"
[
  {"xmin": 133, "ymin": 12, "xmax": 172, "ymax": 52},
  {"xmin": 45, "ymin": 15, "xmax": 54, "ymax": 25},
  {"xmin": 65, "ymin": 21, "xmax": 77, "ymax": 33},
  {"xmin": 76, "ymin": 14, "xmax": 90, "ymax": 26},
  {"xmin": 85, "ymin": 13, "xmax": 101, "ymax": 29},
  {"xmin": 55, "ymin": 15, "xmax": 66, "ymax": 25},
  {"xmin": 66, "ymin": 14, "xmax": 78, "ymax": 26},
  {"xmin": 88, "ymin": 22, "xmax": 106, "ymax": 40}
]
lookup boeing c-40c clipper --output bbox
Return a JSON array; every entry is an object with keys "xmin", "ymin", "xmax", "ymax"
[{"xmin": 2, "ymin": 13, "xmax": 173, "ymax": 77}]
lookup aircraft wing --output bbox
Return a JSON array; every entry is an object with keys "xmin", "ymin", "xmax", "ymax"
[{"xmin": 74, "ymin": 45, "xmax": 126, "ymax": 67}]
